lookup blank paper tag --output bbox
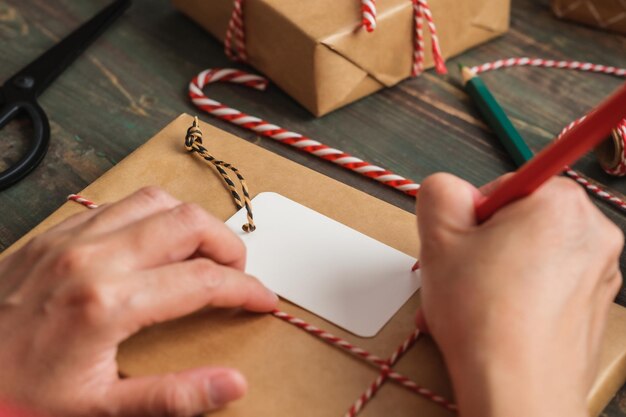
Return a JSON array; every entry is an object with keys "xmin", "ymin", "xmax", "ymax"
[{"xmin": 226, "ymin": 192, "xmax": 420, "ymax": 337}]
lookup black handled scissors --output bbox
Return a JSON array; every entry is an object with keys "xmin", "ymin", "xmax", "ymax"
[{"xmin": 0, "ymin": 0, "xmax": 131, "ymax": 190}]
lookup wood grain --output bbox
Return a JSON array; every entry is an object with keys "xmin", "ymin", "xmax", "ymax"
[{"xmin": 1, "ymin": 0, "xmax": 626, "ymax": 414}]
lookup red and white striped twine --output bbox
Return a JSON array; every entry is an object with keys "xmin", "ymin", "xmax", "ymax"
[
  {"xmin": 67, "ymin": 194, "xmax": 99, "ymax": 209},
  {"xmin": 188, "ymin": 65, "xmax": 626, "ymax": 214},
  {"xmin": 221, "ymin": 8, "xmax": 626, "ymax": 209},
  {"xmin": 189, "ymin": 68, "xmax": 421, "ymax": 196},
  {"xmin": 271, "ymin": 310, "xmax": 457, "ymax": 414},
  {"xmin": 224, "ymin": 0, "xmax": 247, "ymax": 62},
  {"xmin": 558, "ymin": 118, "xmax": 626, "ymax": 211},
  {"xmin": 224, "ymin": 0, "xmax": 447, "ymax": 77},
  {"xmin": 471, "ymin": 57, "xmax": 626, "ymax": 77},
  {"xmin": 564, "ymin": 168, "xmax": 626, "ymax": 211},
  {"xmin": 68, "ymin": 189, "xmax": 459, "ymax": 417},
  {"xmin": 470, "ymin": 58, "xmax": 626, "ymax": 213},
  {"xmin": 361, "ymin": 0, "xmax": 377, "ymax": 32},
  {"xmin": 413, "ymin": 0, "xmax": 447, "ymax": 75}
]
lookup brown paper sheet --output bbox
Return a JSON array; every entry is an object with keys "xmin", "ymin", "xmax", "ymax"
[
  {"xmin": 4, "ymin": 114, "xmax": 626, "ymax": 416},
  {"xmin": 172, "ymin": 0, "xmax": 510, "ymax": 116},
  {"xmin": 552, "ymin": 0, "xmax": 626, "ymax": 34}
]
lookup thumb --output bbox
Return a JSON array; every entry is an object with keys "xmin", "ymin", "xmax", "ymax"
[
  {"xmin": 417, "ymin": 173, "xmax": 481, "ymax": 243},
  {"xmin": 107, "ymin": 367, "xmax": 247, "ymax": 416}
]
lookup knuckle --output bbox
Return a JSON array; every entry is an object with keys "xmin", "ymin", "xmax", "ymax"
[
  {"xmin": 136, "ymin": 186, "xmax": 176, "ymax": 207},
  {"xmin": 605, "ymin": 222, "xmax": 624, "ymax": 257},
  {"xmin": 534, "ymin": 178, "xmax": 589, "ymax": 215},
  {"xmin": 610, "ymin": 273, "xmax": 623, "ymax": 297},
  {"xmin": 25, "ymin": 233, "xmax": 57, "ymax": 254},
  {"xmin": 178, "ymin": 202, "xmax": 207, "ymax": 222},
  {"xmin": 47, "ymin": 280, "xmax": 112, "ymax": 326},
  {"xmin": 158, "ymin": 378, "xmax": 195, "ymax": 416},
  {"xmin": 557, "ymin": 178, "xmax": 588, "ymax": 203},
  {"xmin": 50, "ymin": 244, "xmax": 96, "ymax": 276},
  {"xmin": 175, "ymin": 203, "xmax": 210, "ymax": 232},
  {"xmin": 231, "ymin": 235, "xmax": 247, "ymax": 259},
  {"xmin": 188, "ymin": 259, "xmax": 226, "ymax": 289}
]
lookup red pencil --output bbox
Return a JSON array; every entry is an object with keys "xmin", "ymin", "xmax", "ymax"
[{"xmin": 413, "ymin": 81, "xmax": 626, "ymax": 272}]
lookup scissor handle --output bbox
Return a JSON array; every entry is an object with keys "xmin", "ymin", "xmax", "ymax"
[{"xmin": 0, "ymin": 101, "xmax": 50, "ymax": 190}]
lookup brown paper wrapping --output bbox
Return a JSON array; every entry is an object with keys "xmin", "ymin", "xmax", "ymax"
[
  {"xmin": 552, "ymin": 0, "xmax": 626, "ymax": 34},
  {"xmin": 172, "ymin": 0, "xmax": 510, "ymax": 116},
  {"xmin": 4, "ymin": 114, "xmax": 626, "ymax": 416}
]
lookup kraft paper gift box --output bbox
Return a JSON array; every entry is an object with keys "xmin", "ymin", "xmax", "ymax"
[
  {"xmin": 4, "ymin": 114, "xmax": 626, "ymax": 416},
  {"xmin": 172, "ymin": 0, "xmax": 511, "ymax": 116},
  {"xmin": 552, "ymin": 0, "xmax": 626, "ymax": 34}
]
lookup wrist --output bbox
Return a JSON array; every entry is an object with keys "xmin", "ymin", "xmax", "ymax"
[{"xmin": 442, "ymin": 343, "xmax": 589, "ymax": 417}]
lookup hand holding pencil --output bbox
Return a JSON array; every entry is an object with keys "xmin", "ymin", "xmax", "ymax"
[{"xmin": 416, "ymin": 171, "xmax": 623, "ymax": 417}]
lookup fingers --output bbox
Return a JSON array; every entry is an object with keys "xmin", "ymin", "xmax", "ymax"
[
  {"xmin": 119, "ymin": 259, "xmax": 277, "ymax": 330},
  {"xmin": 95, "ymin": 202, "xmax": 247, "ymax": 271},
  {"xmin": 41, "ymin": 259, "xmax": 277, "ymax": 345},
  {"xmin": 60, "ymin": 187, "xmax": 181, "ymax": 236},
  {"xmin": 416, "ymin": 173, "xmax": 481, "ymax": 243},
  {"xmin": 47, "ymin": 205, "xmax": 109, "ymax": 234},
  {"xmin": 107, "ymin": 367, "xmax": 247, "ymax": 417}
]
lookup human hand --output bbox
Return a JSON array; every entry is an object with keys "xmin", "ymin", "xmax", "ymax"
[
  {"xmin": 0, "ymin": 187, "xmax": 278, "ymax": 417},
  {"xmin": 416, "ymin": 174, "xmax": 623, "ymax": 417}
]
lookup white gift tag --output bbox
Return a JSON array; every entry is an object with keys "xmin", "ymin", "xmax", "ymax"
[{"xmin": 226, "ymin": 192, "xmax": 420, "ymax": 337}]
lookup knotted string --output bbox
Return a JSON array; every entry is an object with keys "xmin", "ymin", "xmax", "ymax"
[{"xmin": 185, "ymin": 116, "xmax": 256, "ymax": 232}]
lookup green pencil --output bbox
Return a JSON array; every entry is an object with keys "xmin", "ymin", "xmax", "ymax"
[{"xmin": 461, "ymin": 65, "xmax": 534, "ymax": 167}]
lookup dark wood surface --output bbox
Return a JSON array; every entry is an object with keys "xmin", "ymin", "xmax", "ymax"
[{"xmin": 1, "ymin": 0, "xmax": 626, "ymax": 414}]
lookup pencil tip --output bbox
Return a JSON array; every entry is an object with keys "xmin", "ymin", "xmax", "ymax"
[
  {"xmin": 460, "ymin": 65, "xmax": 477, "ymax": 84},
  {"xmin": 411, "ymin": 260, "xmax": 420, "ymax": 272}
]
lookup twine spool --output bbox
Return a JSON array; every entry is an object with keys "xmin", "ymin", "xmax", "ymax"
[{"xmin": 595, "ymin": 125, "xmax": 626, "ymax": 176}]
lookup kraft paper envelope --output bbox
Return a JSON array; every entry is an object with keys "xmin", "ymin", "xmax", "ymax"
[{"xmin": 4, "ymin": 114, "xmax": 626, "ymax": 416}]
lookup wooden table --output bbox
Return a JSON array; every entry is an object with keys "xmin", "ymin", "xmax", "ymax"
[{"xmin": 1, "ymin": 0, "xmax": 625, "ymax": 413}]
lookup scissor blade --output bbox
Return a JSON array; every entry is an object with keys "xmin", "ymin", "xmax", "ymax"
[{"xmin": 6, "ymin": 0, "xmax": 131, "ymax": 97}]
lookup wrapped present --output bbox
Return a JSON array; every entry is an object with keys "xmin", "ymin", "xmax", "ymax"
[
  {"xmin": 173, "ymin": 0, "xmax": 511, "ymax": 116},
  {"xmin": 552, "ymin": 0, "xmax": 626, "ymax": 34},
  {"xmin": 5, "ymin": 114, "xmax": 626, "ymax": 417}
]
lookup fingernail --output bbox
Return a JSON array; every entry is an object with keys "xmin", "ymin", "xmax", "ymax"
[
  {"xmin": 208, "ymin": 371, "xmax": 247, "ymax": 407},
  {"xmin": 266, "ymin": 287, "xmax": 279, "ymax": 303}
]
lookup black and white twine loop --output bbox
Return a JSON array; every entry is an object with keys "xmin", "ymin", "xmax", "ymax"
[{"xmin": 185, "ymin": 117, "xmax": 256, "ymax": 232}]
